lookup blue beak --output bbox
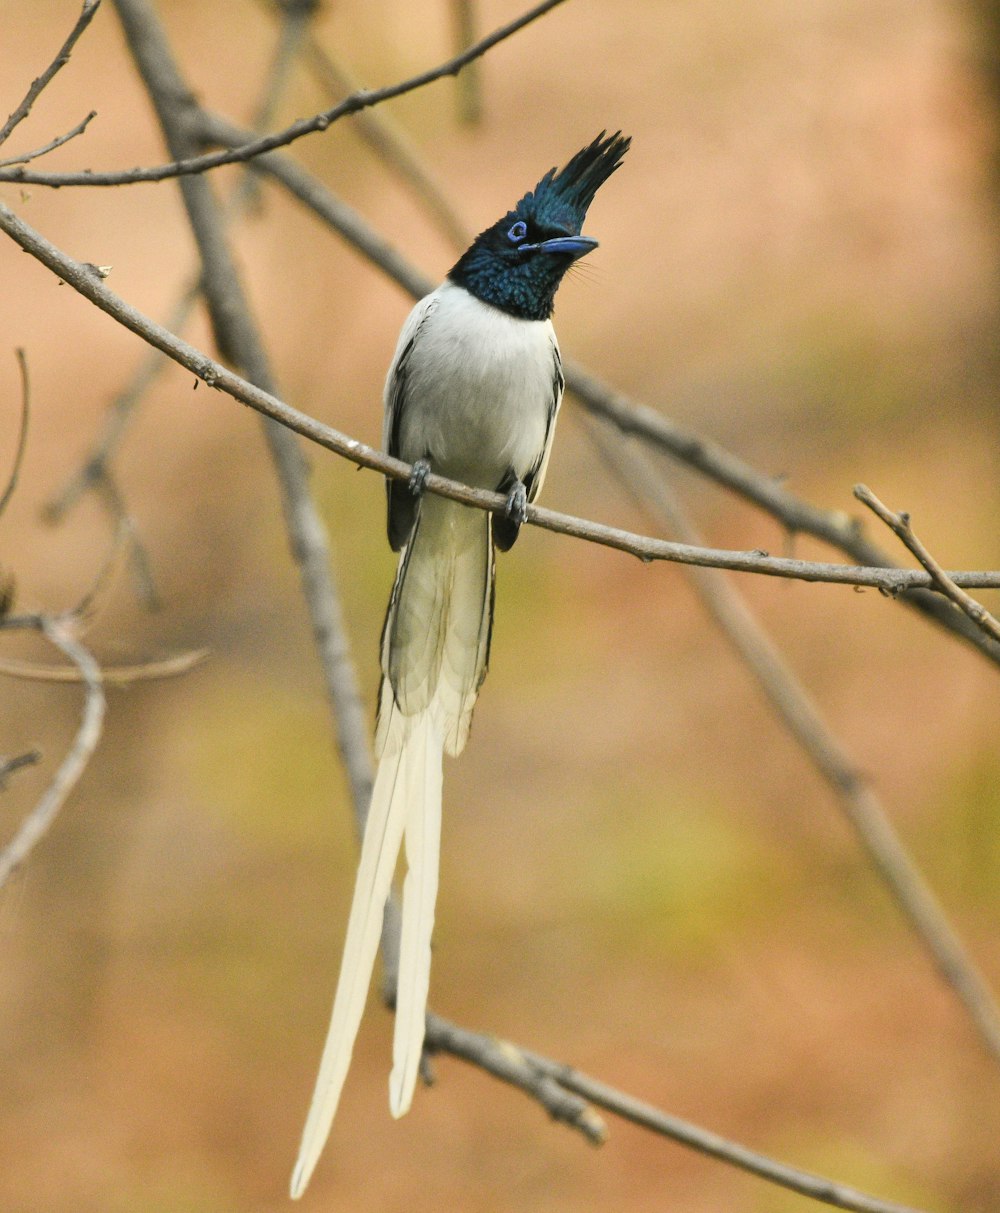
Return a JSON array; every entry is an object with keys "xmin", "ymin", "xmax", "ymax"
[{"xmin": 524, "ymin": 235, "xmax": 599, "ymax": 260}]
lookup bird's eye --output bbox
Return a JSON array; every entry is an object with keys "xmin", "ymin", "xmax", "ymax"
[{"xmin": 507, "ymin": 220, "xmax": 528, "ymax": 243}]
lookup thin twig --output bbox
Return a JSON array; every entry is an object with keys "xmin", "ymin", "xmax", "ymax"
[
  {"xmin": 0, "ymin": 349, "xmax": 31, "ymax": 518},
  {"xmin": 855, "ymin": 484, "xmax": 1000, "ymax": 644},
  {"xmin": 109, "ymin": 0, "xmax": 376, "ymax": 825},
  {"xmin": 520, "ymin": 1052, "xmax": 930, "ymax": 1213},
  {"xmin": 94, "ymin": 472, "xmax": 161, "ymax": 609},
  {"xmin": 0, "ymin": 110, "xmax": 97, "ymax": 168},
  {"xmin": 452, "ymin": 0, "xmax": 483, "ymax": 125},
  {"xmin": 4, "ymin": 197, "xmax": 999, "ymax": 596},
  {"xmin": 425, "ymin": 1014, "xmax": 933, "ymax": 1212},
  {"xmin": 0, "ymin": 647, "xmax": 207, "ymax": 684},
  {"xmin": 43, "ymin": 279, "xmax": 201, "ymax": 524},
  {"xmin": 0, "ymin": 0, "xmax": 569, "ymax": 186},
  {"xmin": 44, "ymin": 0, "xmax": 318, "ymax": 604},
  {"xmin": 588, "ymin": 420, "xmax": 1000, "ymax": 1066},
  {"xmin": 0, "ymin": 614, "xmax": 105, "ymax": 890},
  {"xmin": 0, "ymin": 749, "xmax": 42, "ymax": 789},
  {"xmin": 562, "ymin": 366, "xmax": 1000, "ymax": 666},
  {"xmin": 0, "ymin": 1, "xmax": 102, "ymax": 148},
  {"xmin": 294, "ymin": 35, "xmax": 470, "ymax": 249},
  {"xmin": 185, "ymin": 118, "xmax": 1000, "ymax": 667},
  {"xmin": 425, "ymin": 1013, "xmax": 607, "ymax": 1143}
]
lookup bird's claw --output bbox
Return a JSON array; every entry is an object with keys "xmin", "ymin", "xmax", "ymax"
[
  {"xmin": 408, "ymin": 458, "xmax": 431, "ymax": 496},
  {"xmin": 504, "ymin": 481, "xmax": 528, "ymax": 526}
]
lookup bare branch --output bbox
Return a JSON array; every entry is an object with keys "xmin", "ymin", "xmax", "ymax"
[
  {"xmin": 43, "ymin": 0, "xmax": 310, "ymax": 533},
  {"xmin": 186, "ymin": 120, "xmax": 1000, "ymax": 667},
  {"xmin": 294, "ymin": 37, "xmax": 470, "ymax": 249},
  {"xmin": 0, "ymin": 646, "xmax": 207, "ymax": 685},
  {"xmin": 0, "ymin": 110, "xmax": 97, "ymax": 168},
  {"xmin": 563, "ymin": 365, "xmax": 1000, "ymax": 666},
  {"xmin": 0, "ymin": 749, "xmax": 41, "ymax": 789},
  {"xmin": 424, "ymin": 1013, "xmax": 607, "ymax": 1144},
  {"xmin": 855, "ymin": 484, "xmax": 1000, "ymax": 644},
  {"xmin": 0, "ymin": 614, "xmax": 105, "ymax": 890},
  {"xmin": 4, "ymin": 195, "xmax": 999, "ymax": 598},
  {"xmin": 0, "ymin": 1, "xmax": 102, "ymax": 148},
  {"xmin": 423, "ymin": 1007, "xmax": 938, "ymax": 1213},
  {"xmin": 451, "ymin": 0, "xmax": 483, "ymax": 125},
  {"xmin": 0, "ymin": 349, "xmax": 31, "ymax": 518},
  {"xmin": 520, "ymin": 1052, "xmax": 931, "ymax": 1213},
  {"xmin": 0, "ymin": 0, "xmax": 569, "ymax": 187},
  {"xmin": 588, "ymin": 421, "xmax": 1000, "ymax": 1066},
  {"xmin": 110, "ymin": 0, "xmax": 376, "ymax": 826}
]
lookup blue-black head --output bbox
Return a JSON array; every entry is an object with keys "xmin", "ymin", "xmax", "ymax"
[{"xmin": 449, "ymin": 131, "xmax": 630, "ymax": 322}]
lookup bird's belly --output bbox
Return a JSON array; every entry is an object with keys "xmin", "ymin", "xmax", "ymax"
[
  {"xmin": 415, "ymin": 380, "xmax": 549, "ymax": 486},
  {"xmin": 397, "ymin": 302, "xmax": 557, "ymax": 490}
]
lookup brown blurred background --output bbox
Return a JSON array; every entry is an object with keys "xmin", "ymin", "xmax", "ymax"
[{"xmin": 2, "ymin": 1, "xmax": 1000, "ymax": 1210}]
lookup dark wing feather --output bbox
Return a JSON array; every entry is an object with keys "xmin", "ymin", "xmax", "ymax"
[
  {"xmin": 384, "ymin": 304, "xmax": 435, "ymax": 551},
  {"xmin": 492, "ymin": 342, "xmax": 565, "ymax": 552}
]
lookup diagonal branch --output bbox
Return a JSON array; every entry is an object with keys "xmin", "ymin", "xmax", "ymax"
[
  {"xmin": 519, "ymin": 1050, "xmax": 931, "ymax": 1213},
  {"xmin": 0, "ymin": 110, "xmax": 97, "ymax": 168},
  {"xmin": 856, "ymin": 484, "xmax": 1000, "ymax": 644},
  {"xmin": 0, "ymin": 0, "xmax": 102, "ymax": 148},
  {"xmin": 0, "ymin": 749, "xmax": 42, "ymax": 789},
  {"xmin": 588, "ymin": 420, "xmax": 1000, "ymax": 1065},
  {"xmin": 0, "ymin": 0, "xmax": 569, "ymax": 187},
  {"xmin": 185, "ymin": 117, "xmax": 1000, "ymax": 667},
  {"xmin": 420, "ymin": 1012, "xmax": 933, "ymax": 1213},
  {"xmin": 108, "ymin": 0, "xmax": 376, "ymax": 827},
  {"xmin": 0, "ymin": 614, "xmax": 105, "ymax": 891},
  {"xmin": 0, "ymin": 349, "xmax": 31, "ymax": 518},
  {"xmin": 3, "ymin": 196, "xmax": 999, "ymax": 596}
]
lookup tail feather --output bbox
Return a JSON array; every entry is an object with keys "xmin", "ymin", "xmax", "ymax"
[
  {"xmin": 383, "ymin": 496, "xmax": 493, "ymax": 757},
  {"xmin": 290, "ymin": 707, "xmax": 410, "ymax": 1199},
  {"xmin": 389, "ymin": 711, "xmax": 443, "ymax": 1116},
  {"xmin": 292, "ymin": 496, "xmax": 492, "ymax": 1197}
]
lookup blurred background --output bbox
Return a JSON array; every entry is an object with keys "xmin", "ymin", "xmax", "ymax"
[{"xmin": 1, "ymin": 1, "xmax": 999, "ymax": 1210}]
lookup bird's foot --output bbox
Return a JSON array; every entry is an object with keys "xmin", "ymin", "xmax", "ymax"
[
  {"xmin": 408, "ymin": 458, "xmax": 431, "ymax": 496},
  {"xmin": 504, "ymin": 480, "xmax": 528, "ymax": 526}
]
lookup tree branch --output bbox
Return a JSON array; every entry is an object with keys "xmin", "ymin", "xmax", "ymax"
[
  {"xmin": 0, "ymin": 349, "xmax": 31, "ymax": 518},
  {"xmin": 587, "ymin": 419, "xmax": 1000, "ymax": 1066},
  {"xmin": 3, "ymin": 198, "xmax": 1000, "ymax": 598},
  {"xmin": 187, "ymin": 116, "xmax": 1000, "ymax": 667},
  {"xmin": 0, "ymin": 647, "xmax": 207, "ymax": 684},
  {"xmin": 109, "ymin": 0, "xmax": 378, "ymax": 829},
  {"xmin": 0, "ymin": 0, "xmax": 569, "ymax": 186},
  {"xmin": 0, "ymin": 749, "xmax": 42, "ymax": 789},
  {"xmin": 519, "ymin": 1051, "xmax": 930, "ymax": 1213},
  {"xmin": 0, "ymin": 0, "xmax": 102, "ymax": 149},
  {"xmin": 855, "ymin": 484, "xmax": 1000, "ymax": 644},
  {"xmin": 0, "ymin": 614, "xmax": 105, "ymax": 890},
  {"xmin": 0, "ymin": 110, "xmax": 97, "ymax": 168}
]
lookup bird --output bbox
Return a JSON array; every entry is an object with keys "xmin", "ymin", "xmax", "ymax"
[{"xmin": 291, "ymin": 130, "xmax": 630, "ymax": 1199}]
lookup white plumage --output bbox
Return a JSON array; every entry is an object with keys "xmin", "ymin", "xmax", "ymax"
[{"xmin": 290, "ymin": 281, "xmax": 563, "ymax": 1199}]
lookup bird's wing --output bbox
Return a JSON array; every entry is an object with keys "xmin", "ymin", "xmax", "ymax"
[
  {"xmin": 383, "ymin": 292, "xmax": 439, "ymax": 550},
  {"xmin": 524, "ymin": 337, "xmax": 565, "ymax": 504}
]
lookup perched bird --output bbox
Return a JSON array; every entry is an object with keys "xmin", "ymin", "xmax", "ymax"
[{"xmin": 291, "ymin": 131, "xmax": 630, "ymax": 1198}]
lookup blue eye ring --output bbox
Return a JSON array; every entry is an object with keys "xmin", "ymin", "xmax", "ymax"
[{"xmin": 507, "ymin": 220, "xmax": 528, "ymax": 243}]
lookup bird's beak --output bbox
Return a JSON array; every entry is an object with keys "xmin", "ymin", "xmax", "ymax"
[{"xmin": 523, "ymin": 235, "xmax": 599, "ymax": 260}]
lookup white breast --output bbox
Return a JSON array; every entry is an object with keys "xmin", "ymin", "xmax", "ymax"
[{"xmin": 385, "ymin": 281, "xmax": 560, "ymax": 490}]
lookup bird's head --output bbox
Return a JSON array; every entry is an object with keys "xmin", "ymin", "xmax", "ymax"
[{"xmin": 449, "ymin": 131, "xmax": 631, "ymax": 321}]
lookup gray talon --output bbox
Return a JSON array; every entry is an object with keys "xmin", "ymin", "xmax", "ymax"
[
  {"xmin": 505, "ymin": 481, "xmax": 528, "ymax": 526},
  {"xmin": 408, "ymin": 458, "xmax": 431, "ymax": 496}
]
